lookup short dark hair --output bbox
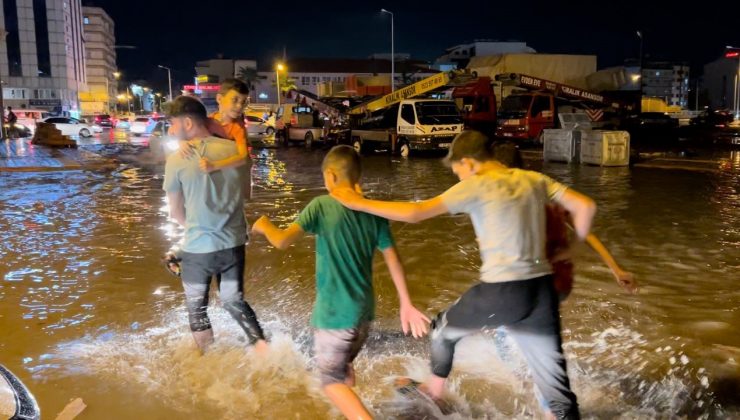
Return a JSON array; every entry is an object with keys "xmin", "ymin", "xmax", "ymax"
[
  {"xmin": 322, "ymin": 145, "xmax": 362, "ymax": 184},
  {"xmin": 219, "ymin": 78, "xmax": 249, "ymax": 96},
  {"xmin": 491, "ymin": 141, "xmax": 524, "ymax": 169},
  {"xmin": 165, "ymin": 96, "xmax": 207, "ymax": 125},
  {"xmin": 442, "ymin": 130, "xmax": 493, "ymax": 166}
]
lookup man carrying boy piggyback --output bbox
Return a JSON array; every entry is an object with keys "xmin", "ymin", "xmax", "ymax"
[{"xmin": 251, "ymin": 145, "xmax": 430, "ymax": 420}]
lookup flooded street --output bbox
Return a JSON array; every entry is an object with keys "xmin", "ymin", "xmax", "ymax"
[{"xmin": 1, "ymin": 147, "xmax": 739, "ymax": 419}]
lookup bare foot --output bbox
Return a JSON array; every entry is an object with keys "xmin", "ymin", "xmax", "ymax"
[
  {"xmin": 192, "ymin": 329, "xmax": 214, "ymax": 354},
  {"xmin": 344, "ymin": 363, "xmax": 356, "ymax": 387},
  {"xmin": 423, "ymin": 375, "xmax": 446, "ymax": 400},
  {"xmin": 253, "ymin": 339, "xmax": 269, "ymax": 355}
]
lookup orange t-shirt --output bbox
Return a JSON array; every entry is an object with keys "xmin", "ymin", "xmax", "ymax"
[{"xmin": 208, "ymin": 112, "xmax": 247, "ymax": 148}]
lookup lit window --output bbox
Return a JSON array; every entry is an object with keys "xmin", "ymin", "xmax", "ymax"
[
  {"xmin": 84, "ymin": 17, "xmax": 89, "ymax": 24},
  {"xmin": 258, "ymin": 93, "xmax": 268, "ymax": 99},
  {"xmin": 655, "ymin": 71, "xmax": 660, "ymax": 76}
]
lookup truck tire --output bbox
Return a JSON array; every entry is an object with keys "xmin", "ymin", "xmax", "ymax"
[
  {"xmin": 352, "ymin": 138, "xmax": 363, "ymax": 155},
  {"xmin": 305, "ymin": 131, "xmax": 314, "ymax": 149}
]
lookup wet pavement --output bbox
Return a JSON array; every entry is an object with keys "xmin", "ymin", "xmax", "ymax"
[{"xmin": 0, "ymin": 134, "xmax": 739, "ymax": 419}]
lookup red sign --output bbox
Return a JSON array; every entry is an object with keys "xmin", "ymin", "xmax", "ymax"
[{"xmin": 183, "ymin": 84, "xmax": 221, "ymax": 91}]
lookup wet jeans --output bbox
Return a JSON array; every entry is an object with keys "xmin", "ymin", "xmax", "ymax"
[
  {"xmin": 180, "ymin": 245, "xmax": 265, "ymax": 345},
  {"xmin": 430, "ymin": 275, "xmax": 580, "ymax": 420}
]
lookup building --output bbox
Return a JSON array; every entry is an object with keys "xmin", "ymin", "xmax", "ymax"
[
  {"xmin": 252, "ymin": 57, "xmax": 436, "ymax": 104},
  {"xmin": 436, "ymin": 40, "xmax": 537, "ymax": 68},
  {"xmin": 641, "ymin": 62, "xmax": 690, "ymax": 108},
  {"xmin": 191, "ymin": 57, "xmax": 436, "ymax": 105},
  {"xmin": 0, "ymin": 0, "xmax": 87, "ymax": 116},
  {"xmin": 704, "ymin": 55, "xmax": 740, "ymax": 111},
  {"xmin": 78, "ymin": 6, "xmax": 116, "ymax": 115}
]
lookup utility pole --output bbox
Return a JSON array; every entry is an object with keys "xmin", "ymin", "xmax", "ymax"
[
  {"xmin": 381, "ymin": 9, "xmax": 395, "ymax": 92},
  {"xmin": 158, "ymin": 65, "xmax": 173, "ymax": 101}
]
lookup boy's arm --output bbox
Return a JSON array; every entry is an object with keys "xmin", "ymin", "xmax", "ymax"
[
  {"xmin": 251, "ymin": 216, "xmax": 304, "ymax": 250},
  {"xmin": 381, "ymin": 246, "xmax": 431, "ymax": 338},
  {"xmin": 554, "ymin": 188, "xmax": 596, "ymax": 241},
  {"xmin": 200, "ymin": 129, "xmax": 250, "ymax": 172},
  {"xmin": 331, "ymin": 188, "xmax": 448, "ymax": 223},
  {"xmin": 585, "ymin": 233, "xmax": 638, "ymax": 293},
  {"xmin": 167, "ymin": 191, "xmax": 186, "ymax": 226}
]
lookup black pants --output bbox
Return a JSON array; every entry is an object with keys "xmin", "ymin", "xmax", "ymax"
[
  {"xmin": 430, "ymin": 275, "xmax": 579, "ymax": 420},
  {"xmin": 180, "ymin": 245, "xmax": 265, "ymax": 344}
]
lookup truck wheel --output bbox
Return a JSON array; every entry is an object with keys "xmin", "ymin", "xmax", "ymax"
[
  {"xmin": 79, "ymin": 128, "xmax": 91, "ymax": 138},
  {"xmin": 305, "ymin": 131, "xmax": 314, "ymax": 149},
  {"xmin": 399, "ymin": 142, "xmax": 410, "ymax": 158},
  {"xmin": 352, "ymin": 139, "xmax": 362, "ymax": 155},
  {"xmin": 537, "ymin": 131, "xmax": 545, "ymax": 145}
]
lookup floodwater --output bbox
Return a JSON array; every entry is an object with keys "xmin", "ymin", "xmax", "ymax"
[{"xmin": 1, "ymin": 147, "xmax": 739, "ymax": 419}]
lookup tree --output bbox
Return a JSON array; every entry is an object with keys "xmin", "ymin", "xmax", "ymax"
[
  {"xmin": 272, "ymin": 73, "xmax": 297, "ymax": 94},
  {"xmin": 236, "ymin": 66, "xmax": 264, "ymax": 93}
]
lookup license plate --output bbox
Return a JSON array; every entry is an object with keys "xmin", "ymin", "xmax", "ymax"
[
  {"xmin": 503, "ymin": 133, "xmax": 513, "ymax": 137},
  {"xmin": 439, "ymin": 143, "xmax": 450, "ymax": 149}
]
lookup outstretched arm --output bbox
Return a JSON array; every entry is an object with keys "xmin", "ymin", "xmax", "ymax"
[
  {"xmin": 381, "ymin": 246, "xmax": 431, "ymax": 338},
  {"xmin": 555, "ymin": 188, "xmax": 596, "ymax": 241},
  {"xmin": 585, "ymin": 233, "xmax": 638, "ymax": 293},
  {"xmin": 251, "ymin": 216, "xmax": 305, "ymax": 250},
  {"xmin": 332, "ymin": 188, "xmax": 448, "ymax": 223}
]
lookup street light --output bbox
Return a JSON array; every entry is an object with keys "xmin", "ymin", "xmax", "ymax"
[
  {"xmin": 105, "ymin": 70, "xmax": 122, "ymax": 114},
  {"xmin": 726, "ymin": 46, "xmax": 740, "ymax": 120},
  {"xmin": 276, "ymin": 63, "xmax": 285, "ymax": 109},
  {"xmin": 158, "ymin": 65, "xmax": 173, "ymax": 101},
  {"xmin": 636, "ymin": 30, "xmax": 643, "ymax": 98},
  {"xmin": 381, "ymin": 8, "xmax": 395, "ymax": 92}
]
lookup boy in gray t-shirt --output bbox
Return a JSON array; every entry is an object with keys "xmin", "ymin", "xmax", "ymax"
[{"xmin": 331, "ymin": 130, "xmax": 596, "ymax": 420}]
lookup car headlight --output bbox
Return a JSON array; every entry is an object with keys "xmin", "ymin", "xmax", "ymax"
[{"xmin": 165, "ymin": 138, "xmax": 180, "ymax": 151}]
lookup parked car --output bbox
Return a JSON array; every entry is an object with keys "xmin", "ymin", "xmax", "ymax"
[
  {"xmin": 41, "ymin": 117, "xmax": 95, "ymax": 137},
  {"xmin": 13, "ymin": 109, "xmax": 51, "ymax": 134},
  {"xmin": 130, "ymin": 117, "xmax": 157, "ymax": 136},
  {"xmin": 148, "ymin": 119, "xmax": 179, "ymax": 162},
  {"xmin": 245, "ymin": 115, "xmax": 275, "ymax": 136},
  {"xmin": 690, "ymin": 110, "xmax": 735, "ymax": 128},
  {"xmin": 93, "ymin": 114, "xmax": 115, "ymax": 128}
]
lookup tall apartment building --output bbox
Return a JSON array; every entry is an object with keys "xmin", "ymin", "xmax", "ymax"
[
  {"xmin": 78, "ymin": 5, "xmax": 115, "ymax": 114},
  {"xmin": 1, "ymin": 0, "xmax": 87, "ymax": 116},
  {"xmin": 642, "ymin": 62, "xmax": 690, "ymax": 108}
]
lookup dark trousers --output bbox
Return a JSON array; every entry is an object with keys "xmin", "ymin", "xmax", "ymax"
[
  {"xmin": 430, "ymin": 275, "xmax": 579, "ymax": 420},
  {"xmin": 180, "ymin": 245, "xmax": 265, "ymax": 344}
]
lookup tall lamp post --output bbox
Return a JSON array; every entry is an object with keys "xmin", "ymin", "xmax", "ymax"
[
  {"xmin": 381, "ymin": 8, "xmax": 395, "ymax": 92},
  {"xmin": 158, "ymin": 65, "xmax": 172, "ymax": 101},
  {"xmin": 0, "ymin": 29, "xmax": 7, "ymax": 140},
  {"xmin": 636, "ymin": 30, "xmax": 643, "ymax": 107},
  {"xmin": 726, "ymin": 46, "xmax": 740, "ymax": 120},
  {"xmin": 105, "ymin": 70, "xmax": 121, "ymax": 114},
  {"xmin": 276, "ymin": 63, "xmax": 285, "ymax": 109}
]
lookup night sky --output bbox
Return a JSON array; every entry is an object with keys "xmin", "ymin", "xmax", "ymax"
[{"xmin": 83, "ymin": 0, "xmax": 740, "ymax": 92}]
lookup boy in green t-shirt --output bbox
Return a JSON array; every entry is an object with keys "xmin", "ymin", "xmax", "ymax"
[{"xmin": 251, "ymin": 145, "xmax": 430, "ymax": 420}]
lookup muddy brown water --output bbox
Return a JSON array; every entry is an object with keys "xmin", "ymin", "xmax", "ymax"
[{"xmin": 1, "ymin": 147, "xmax": 739, "ymax": 419}]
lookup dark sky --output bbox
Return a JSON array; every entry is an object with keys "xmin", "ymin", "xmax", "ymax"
[{"xmin": 84, "ymin": 0, "xmax": 740, "ymax": 92}]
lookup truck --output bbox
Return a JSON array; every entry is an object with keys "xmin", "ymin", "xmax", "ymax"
[
  {"xmin": 279, "ymin": 90, "xmax": 343, "ymax": 148},
  {"xmin": 345, "ymin": 71, "xmax": 466, "ymax": 156},
  {"xmin": 491, "ymin": 73, "xmax": 634, "ymax": 142}
]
